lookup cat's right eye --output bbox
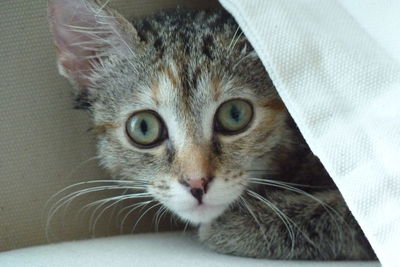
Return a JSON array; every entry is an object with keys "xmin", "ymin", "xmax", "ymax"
[{"xmin": 126, "ymin": 111, "xmax": 166, "ymax": 148}]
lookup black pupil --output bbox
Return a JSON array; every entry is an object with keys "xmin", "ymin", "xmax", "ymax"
[
  {"xmin": 140, "ymin": 119, "xmax": 148, "ymax": 135},
  {"xmin": 230, "ymin": 105, "xmax": 241, "ymax": 122}
]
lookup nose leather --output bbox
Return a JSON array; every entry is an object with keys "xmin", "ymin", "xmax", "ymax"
[
  {"xmin": 180, "ymin": 176, "xmax": 213, "ymax": 204},
  {"xmin": 188, "ymin": 177, "xmax": 207, "ymax": 190}
]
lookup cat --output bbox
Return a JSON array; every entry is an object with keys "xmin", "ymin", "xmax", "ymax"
[{"xmin": 48, "ymin": 0, "xmax": 376, "ymax": 260}]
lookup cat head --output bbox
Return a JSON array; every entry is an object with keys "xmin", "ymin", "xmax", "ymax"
[{"xmin": 48, "ymin": 0, "xmax": 288, "ymax": 224}]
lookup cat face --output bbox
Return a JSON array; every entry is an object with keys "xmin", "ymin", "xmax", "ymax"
[{"xmin": 49, "ymin": 0, "xmax": 288, "ymax": 224}]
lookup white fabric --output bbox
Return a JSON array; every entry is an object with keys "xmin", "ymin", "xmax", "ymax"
[
  {"xmin": 0, "ymin": 232, "xmax": 380, "ymax": 267},
  {"xmin": 218, "ymin": 0, "xmax": 400, "ymax": 267}
]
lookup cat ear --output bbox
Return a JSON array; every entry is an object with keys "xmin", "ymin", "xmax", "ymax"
[{"xmin": 48, "ymin": 0, "xmax": 138, "ymax": 89}]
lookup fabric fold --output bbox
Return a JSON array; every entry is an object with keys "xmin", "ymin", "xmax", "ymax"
[{"xmin": 218, "ymin": 0, "xmax": 400, "ymax": 266}]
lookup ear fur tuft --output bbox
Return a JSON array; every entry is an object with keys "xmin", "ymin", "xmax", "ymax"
[{"xmin": 48, "ymin": 0, "xmax": 138, "ymax": 90}]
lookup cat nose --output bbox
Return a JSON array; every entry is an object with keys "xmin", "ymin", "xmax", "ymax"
[{"xmin": 180, "ymin": 176, "xmax": 213, "ymax": 204}]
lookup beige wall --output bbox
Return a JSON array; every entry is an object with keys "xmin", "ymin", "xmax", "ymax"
[{"xmin": 0, "ymin": 0, "xmax": 219, "ymax": 251}]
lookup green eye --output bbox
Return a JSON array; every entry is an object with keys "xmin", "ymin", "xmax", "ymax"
[
  {"xmin": 215, "ymin": 99, "xmax": 253, "ymax": 134},
  {"xmin": 126, "ymin": 111, "xmax": 165, "ymax": 147}
]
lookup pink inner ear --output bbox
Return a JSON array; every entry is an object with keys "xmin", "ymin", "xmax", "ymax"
[{"xmin": 48, "ymin": 0, "xmax": 110, "ymax": 87}]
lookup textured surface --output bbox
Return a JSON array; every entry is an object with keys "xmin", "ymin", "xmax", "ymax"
[
  {"xmin": 219, "ymin": 0, "xmax": 400, "ymax": 266},
  {"xmin": 0, "ymin": 0, "xmax": 218, "ymax": 252},
  {"xmin": 0, "ymin": 232, "xmax": 380, "ymax": 267}
]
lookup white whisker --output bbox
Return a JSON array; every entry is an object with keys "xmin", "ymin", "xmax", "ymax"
[
  {"xmin": 247, "ymin": 189, "xmax": 322, "ymax": 257},
  {"xmin": 227, "ymin": 26, "xmax": 240, "ymax": 51},
  {"xmin": 52, "ymin": 184, "xmax": 144, "ymax": 218},
  {"xmin": 153, "ymin": 206, "xmax": 168, "ymax": 232},
  {"xmin": 120, "ymin": 200, "xmax": 154, "ymax": 233},
  {"xmin": 182, "ymin": 220, "xmax": 190, "ymax": 234},
  {"xmin": 95, "ymin": 0, "xmax": 112, "ymax": 15},
  {"xmin": 45, "ymin": 179, "xmax": 136, "ymax": 210},
  {"xmin": 84, "ymin": 193, "xmax": 151, "ymax": 235},
  {"xmin": 90, "ymin": 194, "xmax": 146, "ymax": 236},
  {"xmin": 45, "ymin": 181, "xmax": 146, "ymax": 241},
  {"xmin": 247, "ymin": 177, "xmax": 347, "ymax": 233},
  {"xmin": 239, "ymin": 196, "xmax": 268, "ymax": 241},
  {"xmin": 66, "ymin": 28, "xmax": 113, "ymax": 35},
  {"xmin": 230, "ymin": 31, "xmax": 244, "ymax": 53},
  {"xmin": 131, "ymin": 202, "xmax": 162, "ymax": 233},
  {"xmin": 246, "ymin": 190, "xmax": 296, "ymax": 255},
  {"xmin": 106, "ymin": 188, "xmax": 130, "ymax": 230},
  {"xmin": 247, "ymin": 175, "xmax": 324, "ymax": 188}
]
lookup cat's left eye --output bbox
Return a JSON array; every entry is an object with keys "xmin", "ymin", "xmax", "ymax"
[
  {"xmin": 126, "ymin": 111, "xmax": 166, "ymax": 148},
  {"xmin": 215, "ymin": 99, "xmax": 253, "ymax": 135}
]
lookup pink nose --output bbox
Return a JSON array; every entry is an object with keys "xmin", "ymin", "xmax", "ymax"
[
  {"xmin": 180, "ymin": 176, "xmax": 213, "ymax": 204},
  {"xmin": 188, "ymin": 178, "xmax": 206, "ymax": 189}
]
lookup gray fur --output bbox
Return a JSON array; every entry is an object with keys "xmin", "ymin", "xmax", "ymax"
[{"xmin": 48, "ymin": 0, "xmax": 376, "ymax": 260}]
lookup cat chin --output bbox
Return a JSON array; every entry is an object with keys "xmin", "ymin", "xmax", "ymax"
[
  {"xmin": 173, "ymin": 203, "xmax": 228, "ymax": 224},
  {"xmin": 153, "ymin": 178, "xmax": 243, "ymax": 224}
]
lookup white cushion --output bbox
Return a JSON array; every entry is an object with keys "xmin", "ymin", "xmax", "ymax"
[{"xmin": 0, "ymin": 232, "xmax": 380, "ymax": 267}]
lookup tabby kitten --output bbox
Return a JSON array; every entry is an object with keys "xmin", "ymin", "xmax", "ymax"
[{"xmin": 48, "ymin": 0, "xmax": 375, "ymax": 260}]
